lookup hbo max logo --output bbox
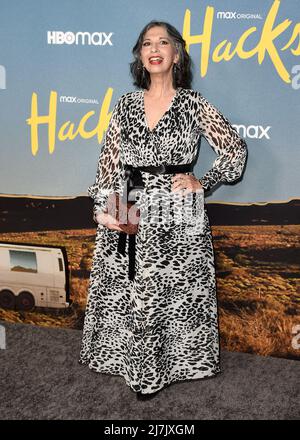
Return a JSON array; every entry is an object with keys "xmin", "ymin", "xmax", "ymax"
[{"xmin": 47, "ymin": 31, "xmax": 113, "ymax": 46}]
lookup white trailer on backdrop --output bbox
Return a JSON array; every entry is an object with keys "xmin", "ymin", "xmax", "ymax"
[{"xmin": 0, "ymin": 241, "xmax": 71, "ymax": 311}]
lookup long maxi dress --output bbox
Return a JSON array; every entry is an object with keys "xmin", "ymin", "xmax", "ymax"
[{"xmin": 78, "ymin": 87, "xmax": 247, "ymax": 394}]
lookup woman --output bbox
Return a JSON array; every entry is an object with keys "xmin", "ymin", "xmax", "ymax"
[{"xmin": 78, "ymin": 20, "xmax": 247, "ymax": 400}]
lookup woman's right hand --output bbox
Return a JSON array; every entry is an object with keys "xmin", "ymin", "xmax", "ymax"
[{"xmin": 94, "ymin": 211, "xmax": 123, "ymax": 232}]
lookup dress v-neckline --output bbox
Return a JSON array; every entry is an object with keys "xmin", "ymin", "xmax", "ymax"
[{"xmin": 142, "ymin": 87, "xmax": 181, "ymax": 133}]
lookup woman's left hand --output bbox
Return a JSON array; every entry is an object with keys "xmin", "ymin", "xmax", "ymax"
[{"xmin": 171, "ymin": 173, "xmax": 203, "ymax": 196}]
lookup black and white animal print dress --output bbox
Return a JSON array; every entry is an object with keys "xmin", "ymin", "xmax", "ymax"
[{"xmin": 78, "ymin": 87, "xmax": 247, "ymax": 394}]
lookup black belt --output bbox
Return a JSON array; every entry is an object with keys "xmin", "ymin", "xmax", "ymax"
[{"xmin": 117, "ymin": 160, "xmax": 196, "ymax": 281}]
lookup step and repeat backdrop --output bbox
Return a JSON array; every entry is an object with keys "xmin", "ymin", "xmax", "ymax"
[{"xmin": 0, "ymin": 0, "xmax": 299, "ymax": 360}]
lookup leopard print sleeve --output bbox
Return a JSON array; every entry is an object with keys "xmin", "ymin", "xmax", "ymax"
[
  {"xmin": 197, "ymin": 93, "xmax": 248, "ymax": 192},
  {"xmin": 87, "ymin": 95, "xmax": 124, "ymax": 221}
]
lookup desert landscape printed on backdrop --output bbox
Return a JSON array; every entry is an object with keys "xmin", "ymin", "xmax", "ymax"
[{"xmin": 0, "ymin": 195, "xmax": 299, "ymax": 361}]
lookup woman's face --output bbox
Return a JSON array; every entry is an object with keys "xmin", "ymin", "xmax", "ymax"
[{"xmin": 140, "ymin": 26, "xmax": 179, "ymax": 77}]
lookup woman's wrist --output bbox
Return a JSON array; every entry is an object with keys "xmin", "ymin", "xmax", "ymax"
[
  {"xmin": 93, "ymin": 210, "xmax": 101, "ymax": 223},
  {"xmin": 198, "ymin": 178, "xmax": 209, "ymax": 192},
  {"xmin": 198, "ymin": 168, "xmax": 223, "ymax": 193},
  {"xmin": 93, "ymin": 204, "xmax": 106, "ymax": 223}
]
